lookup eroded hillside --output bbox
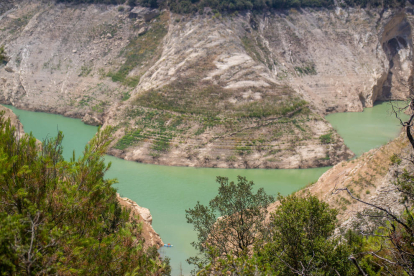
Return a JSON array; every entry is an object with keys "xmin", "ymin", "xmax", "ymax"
[
  {"xmin": 0, "ymin": 1, "xmax": 413, "ymax": 168},
  {"xmin": 267, "ymin": 131, "xmax": 411, "ymax": 230}
]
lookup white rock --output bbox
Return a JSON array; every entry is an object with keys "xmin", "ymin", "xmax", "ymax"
[{"xmin": 138, "ymin": 27, "xmax": 147, "ymax": 35}]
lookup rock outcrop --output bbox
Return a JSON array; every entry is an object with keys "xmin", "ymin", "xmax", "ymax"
[
  {"xmin": 0, "ymin": 105, "xmax": 24, "ymax": 135},
  {"xmin": 1, "ymin": 1, "xmax": 414, "ymax": 168},
  {"xmin": 117, "ymin": 193, "xmax": 164, "ymax": 249}
]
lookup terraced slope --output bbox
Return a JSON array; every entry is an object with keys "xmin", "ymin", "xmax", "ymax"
[{"xmin": 1, "ymin": 1, "xmax": 413, "ymax": 168}]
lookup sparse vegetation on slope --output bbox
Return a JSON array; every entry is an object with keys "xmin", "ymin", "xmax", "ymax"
[
  {"xmin": 139, "ymin": 0, "xmax": 336, "ymax": 11},
  {"xmin": 108, "ymin": 12, "xmax": 169, "ymax": 87},
  {"xmin": 139, "ymin": 0, "xmax": 405, "ymax": 12},
  {"xmin": 53, "ymin": 0, "xmax": 406, "ymax": 11},
  {"xmin": 0, "ymin": 0, "xmax": 359, "ymax": 168},
  {"xmin": 111, "ymin": 77, "xmax": 345, "ymax": 168}
]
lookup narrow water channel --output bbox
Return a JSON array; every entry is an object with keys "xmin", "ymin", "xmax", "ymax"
[{"xmin": 4, "ymin": 101, "xmax": 407, "ymax": 275}]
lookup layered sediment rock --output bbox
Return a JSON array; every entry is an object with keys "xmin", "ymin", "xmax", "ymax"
[{"xmin": 1, "ymin": 1, "xmax": 414, "ymax": 168}]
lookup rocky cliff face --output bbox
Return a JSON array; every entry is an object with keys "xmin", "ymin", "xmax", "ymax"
[
  {"xmin": 1, "ymin": 1, "xmax": 413, "ymax": 168},
  {"xmin": 0, "ymin": 104, "xmax": 24, "ymax": 135},
  {"xmin": 117, "ymin": 194, "xmax": 164, "ymax": 249}
]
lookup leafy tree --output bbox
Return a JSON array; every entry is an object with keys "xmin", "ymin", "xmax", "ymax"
[
  {"xmin": 0, "ymin": 112, "xmax": 170, "ymax": 275},
  {"xmin": 256, "ymin": 194, "xmax": 357, "ymax": 275},
  {"xmin": 185, "ymin": 176, "xmax": 274, "ymax": 272}
]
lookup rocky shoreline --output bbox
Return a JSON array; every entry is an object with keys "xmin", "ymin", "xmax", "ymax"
[{"xmin": 117, "ymin": 193, "xmax": 164, "ymax": 249}]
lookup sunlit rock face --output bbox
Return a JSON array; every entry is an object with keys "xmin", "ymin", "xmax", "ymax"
[{"xmin": 1, "ymin": 1, "xmax": 413, "ymax": 168}]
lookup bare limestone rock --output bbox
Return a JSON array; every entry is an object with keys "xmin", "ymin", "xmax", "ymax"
[
  {"xmin": 129, "ymin": 7, "xmax": 159, "ymax": 22},
  {"xmin": 138, "ymin": 27, "xmax": 146, "ymax": 35},
  {"xmin": 82, "ymin": 113, "xmax": 102, "ymax": 126},
  {"xmin": 0, "ymin": 105, "xmax": 24, "ymax": 135},
  {"xmin": 1, "ymin": 0, "xmax": 413, "ymax": 169},
  {"xmin": 116, "ymin": 193, "xmax": 163, "ymax": 249}
]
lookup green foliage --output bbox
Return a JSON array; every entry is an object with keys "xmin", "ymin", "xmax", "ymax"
[
  {"xmin": 153, "ymin": 0, "xmax": 335, "ymax": 13},
  {"xmin": 0, "ymin": 45, "xmax": 7, "ymax": 65},
  {"xmin": 122, "ymin": 90, "xmax": 132, "ymax": 101},
  {"xmin": 319, "ymin": 132, "xmax": 333, "ymax": 144},
  {"xmin": 91, "ymin": 101, "xmax": 108, "ymax": 113},
  {"xmin": 343, "ymin": 0, "xmax": 405, "ymax": 8},
  {"xmin": 257, "ymin": 194, "xmax": 357, "ymax": 275},
  {"xmin": 235, "ymin": 143, "xmax": 252, "ymax": 155},
  {"xmin": 189, "ymin": 190, "xmax": 375, "ymax": 275},
  {"xmin": 0, "ymin": 113, "xmax": 170, "ymax": 275},
  {"xmin": 226, "ymin": 155, "xmax": 237, "ymax": 162},
  {"xmin": 241, "ymin": 36, "xmax": 265, "ymax": 64},
  {"xmin": 56, "ymin": 0, "xmax": 125, "ymax": 4},
  {"xmin": 53, "ymin": 0, "xmax": 406, "ymax": 12},
  {"xmin": 134, "ymin": 81, "xmax": 227, "ymax": 116},
  {"xmin": 185, "ymin": 176, "xmax": 274, "ymax": 273},
  {"xmin": 390, "ymin": 153, "xmax": 402, "ymax": 165},
  {"xmin": 79, "ymin": 65, "xmax": 92, "ymax": 77},
  {"xmin": 236, "ymin": 97, "xmax": 307, "ymax": 118},
  {"xmin": 151, "ymin": 136, "xmax": 172, "ymax": 152},
  {"xmin": 294, "ymin": 63, "xmax": 317, "ymax": 75},
  {"xmin": 136, "ymin": 80, "xmax": 307, "ymax": 119},
  {"xmin": 115, "ymin": 109, "xmax": 179, "ymax": 153},
  {"xmin": 115, "ymin": 128, "xmax": 143, "ymax": 150}
]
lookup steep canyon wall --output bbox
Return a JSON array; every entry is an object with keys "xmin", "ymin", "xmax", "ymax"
[{"xmin": 0, "ymin": 1, "xmax": 412, "ymax": 168}]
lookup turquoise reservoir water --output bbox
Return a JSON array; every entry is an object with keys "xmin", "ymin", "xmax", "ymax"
[
  {"xmin": 4, "ymin": 101, "xmax": 407, "ymax": 275},
  {"xmin": 326, "ymin": 101, "xmax": 408, "ymax": 156}
]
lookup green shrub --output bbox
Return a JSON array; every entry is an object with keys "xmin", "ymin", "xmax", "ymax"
[
  {"xmin": 79, "ymin": 65, "xmax": 92, "ymax": 77},
  {"xmin": 0, "ymin": 115, "xmax": 170, "ymax": 275},
  {"xmin": 151, "ymin": 138, "xmax": 170, "ymax": 152},
  {"xmin": 257, "ymin": 195, "xmax": 357, "ymax": 275},
  {"xmin": 114, "ymin": 129, "xmax": 143, "ymax": 150},
  {"xmin": 294, "ymin": 63, "xmax": 317, "ymax": 75},
  {"xmin": 390, "ymin": 153, "xmax": 402, "ymax": 165},
  {"xmin": 319, "ymin": 132, "xmax": 333, "ymax": 144},
  {"xmin": 0, "ymin": 46, "xmax": 7, "ymax": 65}
]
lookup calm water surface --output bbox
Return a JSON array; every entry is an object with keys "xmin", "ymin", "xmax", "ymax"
[
  {"xmin": 326, "ymin": 101, "xmax": 408, "ymax": 156},
  {"xmin": 5, "ymin": 102, "xmax": 407, "ymax": 275}
]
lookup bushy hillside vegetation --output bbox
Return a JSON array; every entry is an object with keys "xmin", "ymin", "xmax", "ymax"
[
  {"xmin": 186, "ymin": 177, "xmax": 414, "ymax": 275},
  {"xmin": 55, "ymin": 0, "xmax": 406, "ymax": 11},
  {"xmin": 185, "ymin": 101, "xmax": 414, "ymax": 275},
  {"xmin": 56, "ymin": 0, "xmax": 125, "ymax": 4},
  {"xmin": 0, "ymin": 113, "xmax": 170, "ymax": 275}
]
